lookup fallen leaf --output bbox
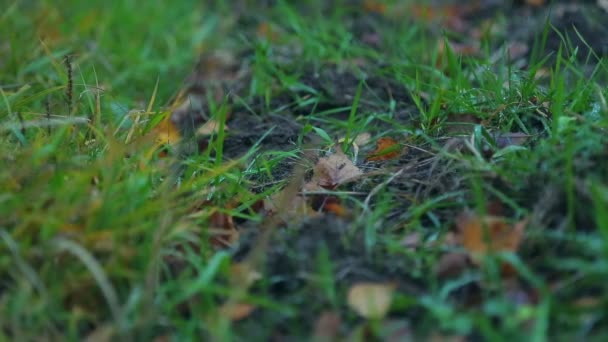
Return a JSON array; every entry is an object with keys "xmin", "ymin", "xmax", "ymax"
[
  {"xmin": 155, "ymin": 115, "xmax": 180, "ymax": 145},
  {"xmin": 456, "ymin": 212, "xmax": 527, "ymax": 264},
  {"xmin": 219, "ymin": 302, "xmax": 255, "ymax": 321},
  {"xmin": 366, "ymin": 137, "xmax": 403, "ymax": 161},
  {"xmin": 308, "ymin": 150, "xmax": 363, "ymax": 190},
  {"xmin": 196, "ymin": 119, "xmax": 228, "ymax": 136},
  {"xmin": 347, "ymin": 282, "xmax": 395, "ymax": 319}
]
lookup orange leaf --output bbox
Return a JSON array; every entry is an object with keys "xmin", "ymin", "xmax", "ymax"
[
  {"xmin": 457, "ymin": 212, "xmax": 527, "ymax": 262},
  {"xmin": 323, "ymin": 201, "xmax": 348, "ymax": 217},
  {"xmin": 366, "ymin": 137, "xmax": 403, "ymax": 161}
]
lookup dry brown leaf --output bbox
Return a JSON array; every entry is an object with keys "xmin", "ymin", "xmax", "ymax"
[
  {"xmin": 219, "ymin": 302, "xmax": 255, "ymax": 321},
  {"xmin": 457, "ymin": 212, "xmax": 527, "ymax": 264},
  {"xmin": 196, "ymin": 119, "xmax": 228, "ymax": 136},
  {"xmin": 309, "ymin": 150, "xmax": 363, "ymax": 189},
  {"xmin": 366, "ymin": 137, "xmax": 403, "ymax": 162},
  {"xmin": 347, "ymin": 282, "xmax": 395, "ymax": 319}
]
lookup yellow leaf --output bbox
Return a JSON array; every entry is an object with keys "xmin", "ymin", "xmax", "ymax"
[
  {"xmin": 155, "ymin": 115, "xmax": 180, "ymax": 145},
  {"xmin": 347, "ymin": 282, "xmax": 395, "ymax": 319}
]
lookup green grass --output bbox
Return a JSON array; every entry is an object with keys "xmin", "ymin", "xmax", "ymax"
[{"xmin": 2, "ymin": 0, "xmax": 608, "ymax": 340}]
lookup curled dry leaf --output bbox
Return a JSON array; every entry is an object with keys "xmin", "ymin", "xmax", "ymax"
[
  {"xmin": 366, "ymin": 137, "xmax": 403, "ymax": 162},
  {"xmin": 307, "ymin": 150, "xmax": 363, "ymax": 190},
  {"xmin": 347, "ymin": 282, "xmax": 395, "ymax": 319}
]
